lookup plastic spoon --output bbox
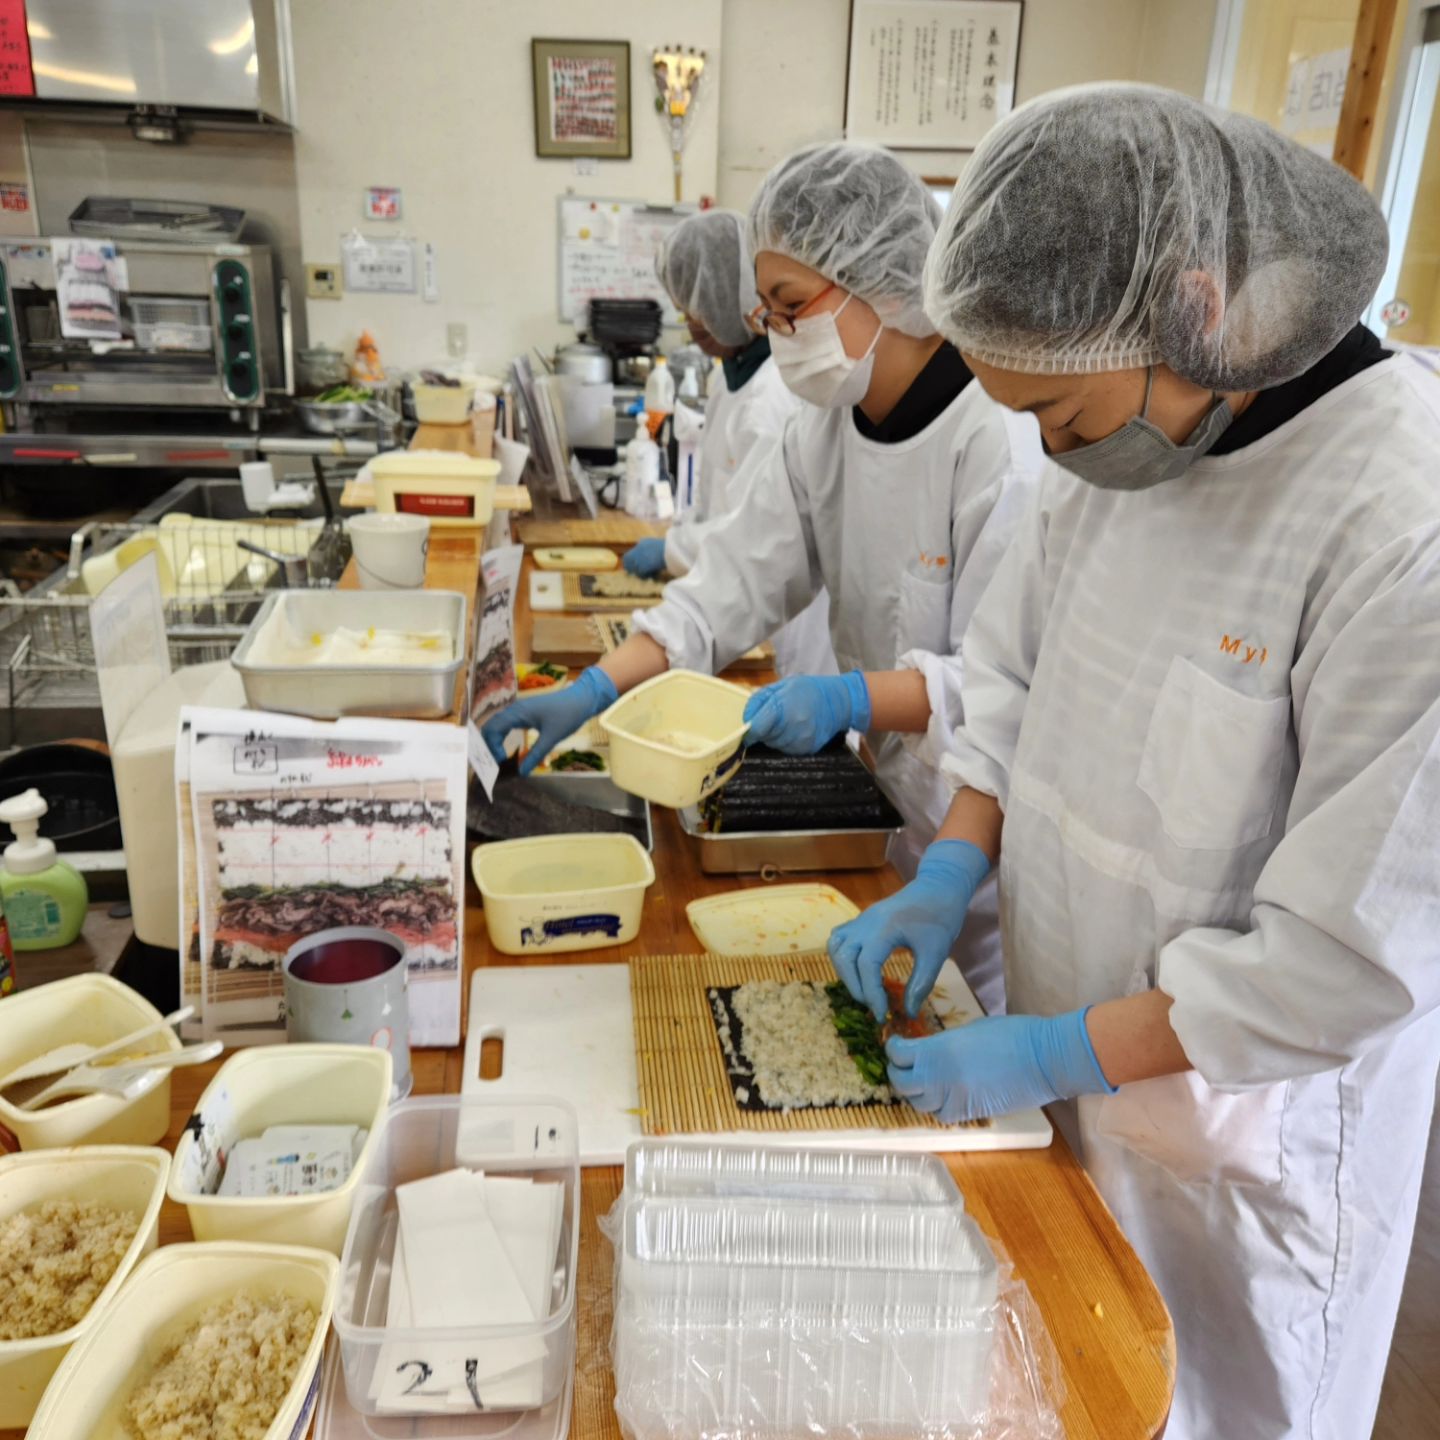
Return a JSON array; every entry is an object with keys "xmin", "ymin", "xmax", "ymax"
[
  {"xmin": 0, "ymin": 1006, "xmax": 195, "ymax": 1105},
  {"xmin": 20, "ymin": 1041, "xmax": 223, "ymax": 1110}
]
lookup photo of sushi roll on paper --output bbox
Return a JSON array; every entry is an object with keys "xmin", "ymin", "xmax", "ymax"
[
  {"xmin": 55, "ymin": 239, "xmax": 125, "ymax": 342},
  {"xmin": 180, "ymin": 706, "xmax": 467, "ymax": 1047}
]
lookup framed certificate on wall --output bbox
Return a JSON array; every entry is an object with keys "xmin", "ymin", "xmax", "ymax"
[{"xmin": 845, "ymin": 0, "xmax": 1023, "ymax": 150}]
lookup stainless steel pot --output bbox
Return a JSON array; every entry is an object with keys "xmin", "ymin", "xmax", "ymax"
[
  {"xmin": 295, "ymin": 398, "xmax": 371, "ymax": 434},
  {"xmin": 556, "ymin": 342, "xmax": 612, "ymax": 384}
]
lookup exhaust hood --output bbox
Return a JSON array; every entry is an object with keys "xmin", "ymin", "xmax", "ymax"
[{"xmin": 15, "ymin": 0, "xmax": 294, "ymax": 127}]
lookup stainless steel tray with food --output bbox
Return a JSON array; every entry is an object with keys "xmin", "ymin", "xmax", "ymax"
[
  {"xmin": 231, "ymin": 590, "xmax": 467, "ymax": 719},
  {"xmin": 677, "ymin": 808, "xmax": 898, "ymax": 874}
]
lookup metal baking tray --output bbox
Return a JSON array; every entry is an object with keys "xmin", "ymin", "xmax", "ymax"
[
  {"xmin": 69, "ymin": 195, "xmax": 247, "ymax": 242},
  {"xmin": 678, "ymin": 805, "xmax": 899, "ymax": 874},
  {"xmin": 231, "ymin": 590, "xmax": 468, "ymax": 719}
]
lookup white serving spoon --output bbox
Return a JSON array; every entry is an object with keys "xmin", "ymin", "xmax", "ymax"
[
  {"xmin": 0, "ymin": 1006, "xmax": 194, "ymax": 1104},
  {"xmin": 19, "ymin": 1040, "xmax": 223, "ymax": 1111}
]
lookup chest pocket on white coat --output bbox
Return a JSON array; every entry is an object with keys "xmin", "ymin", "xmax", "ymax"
[
  {"xmin": 1138, "ymin": 655, "xmax": 1290, "ymax": 851},
  {"xmin": 896, "ymin": 563, "xmax": 953, "ymax": 659}
]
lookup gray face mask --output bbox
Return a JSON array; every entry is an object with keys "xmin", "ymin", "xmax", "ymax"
[{"xmin": 1051, "ymin": 368, "xmax": 1234, "ymax": 490}]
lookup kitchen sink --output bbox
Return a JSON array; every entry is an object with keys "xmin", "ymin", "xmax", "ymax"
[{"xmin": 133, "ymin": 476, "xmax": 357, "ymax": 524}]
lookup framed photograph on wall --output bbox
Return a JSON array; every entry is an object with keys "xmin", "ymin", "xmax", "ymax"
[
  {"xmin": 533, "ymin": 38, "xmax": 632, "ymax": 160},
  {"xmin": 845, "ymin": 1, "xmax": 1023, "ymax": 151}
]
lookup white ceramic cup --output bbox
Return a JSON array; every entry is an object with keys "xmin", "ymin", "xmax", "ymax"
[
  {"xmin": 240, "ymin": 460, "xmax": 277, "ymax": 509},
  {"xmin": 348, "ymin": 512, "xmax": 430, "ymax": 589}
]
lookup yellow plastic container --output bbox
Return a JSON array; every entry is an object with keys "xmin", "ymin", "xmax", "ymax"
[
  {"xmin": 411, "ymin": 377, "xmax": 478, "ymax": 424},
  {"xmin": 0, "ymin": 1146, "xmax": 170, "ymax": 1427},
  {"xmin": 26, "ymin": 1241, "xmax": 339, "ymax": 1440},
  {"xmin": 472, "ymin": 832, "xmax": 655, "ymax": 955},
  {"xmin": 370, "ymin": 451, "xmax": 499, "ymax": 527},
  {"xmin": 168, "ymin": 1044, "xmax": 392, "ymax": 1255},
  {"xmin": 600, "ymin": 670, "xmax": 751, "ymax": 808},
  {"xmin": 0, "ymin": 975, "xmax": 184, "ymax": 1151}
]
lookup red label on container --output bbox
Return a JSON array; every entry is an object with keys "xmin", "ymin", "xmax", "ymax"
[
  {"xmin": 396, "ymin": 491, "xmax": 475, "ymax": 518},
  {"xmin": 0, "ymin": 2, "xmax": 34, "ymax": 98}
]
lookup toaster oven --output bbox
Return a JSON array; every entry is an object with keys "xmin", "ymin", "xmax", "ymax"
[{"xmin": 0, "ymin": 238, "xmax": 287, "ymax": 425}]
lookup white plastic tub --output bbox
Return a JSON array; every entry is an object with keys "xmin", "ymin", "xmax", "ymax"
[
  {"xmin": 370, "ymin": 451, "xmax": 499, "ymax": 527},
  {"xmin": 599, "ymin": 670, "xmax": 750, "ymax": 809},
  {"xmin": 412, "ymin": 378, "xmax": 478, "ymax": 424},
  {"xmin": 0, "ymin": 1146, "xmax": 170, "ymax": 1427},
  {"xmin": 26, "ymin": 1241, "xmax": 339, "ymax": 1440},
  {"xmin": 334, "ymin": 1096, "xmax": 580, "ymax": 1420},
  {"xmin": 471, "ymin": 833, "xmax": 654, "ymax": 955},
  {"xmin": 0, "ymin": 975, "xmax": 184, "ymax": 1151},
  {"xmin": 169, "ymin": 1044, "xmax": 393, "ymax": 1255}
]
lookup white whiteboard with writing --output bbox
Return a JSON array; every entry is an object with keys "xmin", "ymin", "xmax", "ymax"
[{"xmin": 556, "ymin": 197, "xmax": 696, "ymax": 327}]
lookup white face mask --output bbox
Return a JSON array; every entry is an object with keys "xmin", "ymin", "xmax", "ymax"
[{"xmin": 768, "ymin": 294, "xmax": 881, "ymax": 408}]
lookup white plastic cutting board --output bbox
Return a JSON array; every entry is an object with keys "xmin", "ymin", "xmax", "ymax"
[{"xmin": 463, "ymin": 963, "xmax": 1051, "ymax": 1165}]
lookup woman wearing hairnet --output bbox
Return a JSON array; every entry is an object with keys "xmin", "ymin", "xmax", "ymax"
[
  {"xmin": 485, "ymin": 141, "xmax": 1043, "ymax": 1008},
  {"xmin": 629, "ymin": 208, "xmax": 834, "ymax": 677},
  {"xmin": 832, "ymin": 83, "xmax": 1440, "ymax": 1437}
]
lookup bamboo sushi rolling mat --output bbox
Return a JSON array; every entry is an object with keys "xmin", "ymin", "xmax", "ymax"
[
  {"xmin": 630, "ymin": 952, "xmax": 988, "ymax": 1136},
  {"xmin": 517, "ymin": 516, "xmax": 667, "ymax": 547},
  {"xmin": 562, "ymin": 572, "xmax": 666, "ymax": 610}
]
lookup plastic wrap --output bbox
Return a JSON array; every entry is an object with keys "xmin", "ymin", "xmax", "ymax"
[{"xmin": 602, "ymin": 1142, "xmax": 1064, "ymax": 1440}]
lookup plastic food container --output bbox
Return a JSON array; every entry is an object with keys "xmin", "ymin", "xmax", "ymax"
[
  {"xmin": 685, "ymin": 883, "xmax": 860, "ymax": 955},
  {"xmin": 26, "ymin": 1241, "xmax": 338, "ymax": 1440},
  {"xmin": 599, "ymin": 671, "xmax": 750, "ymax": 809},
  {"xmin": 0, "ymin": 975, "xmax": 184, "ymax": 1151},
  {"xmin": 231, "ymin": 589, "xmax": 468, "ymax": 720},
  {"xmin": 608, "ymin": 1142, "xmax": 999, "ymax": 1439},
  {"xmin": 624, "ymin": 1140, "xmax": 961, "ymax": 1205},
  {"xmin": 411, "ymin": 378, "xmax": 478, "ymax": 425},
  {"xmin": 0, "ymin": 1146, "xmax": 170, "ymax": 1427},
  {"xmin": 370, "ymin": 452, "xmax": 499, "ymax": 527},
  {"xmin": 334, "ymin": 1096, "xmax": 580, "ymax": 1419},
  {"xmin": 471, "ymin": 833, "xmax": 654, "ymax": 955},
  {"xmin": 169, "ymin": 1044, "xmax": 393, "ymax": 1255}
]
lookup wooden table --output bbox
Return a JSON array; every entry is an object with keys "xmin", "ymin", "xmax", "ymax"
[{"xmin": 0, "ymin": 512, "xmax": 1175, "ymax": 1440}]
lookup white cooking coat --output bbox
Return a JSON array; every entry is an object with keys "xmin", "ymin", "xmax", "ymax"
[
  {"xmin": 636, "ymin": 380, "xmax": 1042, "ymax": 1004},
  {"xmin": 941, "ymin": 358, "xmax": 1440, "ymax": 1438},
  {"xmin": 664, "ymin": 358, "xmax": 834, "ymax": 676}
]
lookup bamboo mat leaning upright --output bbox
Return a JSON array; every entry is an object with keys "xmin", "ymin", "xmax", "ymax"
[{"xmin": 629, "ymin": 952, "xmax": 991, "ymax": 1137}]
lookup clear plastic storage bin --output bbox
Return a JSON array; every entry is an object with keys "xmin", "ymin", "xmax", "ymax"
[
  {"xmin": 334, "ymin": 1096, "xmax": 580, "ymax": 1421},
  {"xmin": 607, "ymin": 1142, "xmax": 1004, "ymax": 1440}
]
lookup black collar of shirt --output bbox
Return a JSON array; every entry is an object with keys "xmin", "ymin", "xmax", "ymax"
[
  {"xmin": 1207, "ymin": 324, "xmax": 1389, "ymax": 455},
  {"xmin": 722, "ymin": 334, "xmax": 771, "ymax": 393},
  {"xmin": 852, "ymin": 341, "xmax": 974, "ymax": 444}
]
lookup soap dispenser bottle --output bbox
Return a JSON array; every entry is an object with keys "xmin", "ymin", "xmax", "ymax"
[{"xmin": 0, "ymin": 789, "xmax": 87, "ymax": 950}]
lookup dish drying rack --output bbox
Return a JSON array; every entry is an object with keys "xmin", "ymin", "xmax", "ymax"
[{"xmin": 0, "ymin": 517, "xmax": 351, "ymax": 714}]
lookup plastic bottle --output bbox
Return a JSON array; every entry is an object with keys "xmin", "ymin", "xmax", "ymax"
[
  {"xmin": 644, "ymin": 358, "xmax": 674, "ymax": 439},
  {"xmin": 0, "ymin": 789, "xmax": 87, "ymax": 950},
  {"xmin": 624, "ymin": 413, "xmax": 661, "ymax": 517},
  {"xmin": 0, "ymin": 892, "xmax": 14, "ymax": 996},
  {"xmin": 678, "ymin": 364, "xmax": 701, "ymax": 402}
]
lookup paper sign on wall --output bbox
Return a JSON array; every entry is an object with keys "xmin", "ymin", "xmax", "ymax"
[
  {"xmin": 0, "ymin": 181, "xmax": 29, "ymax": 213},
  {"xmin": 366, "ymin": 186, "xmax": 403, "ymax": 221},
  {"xmin": 845, "ymin": 0, "xmax": 1021, "ymax": 150},
  {"xmin": 0, "ymin": 0, "xmax": 33, "ymax": 97},
  {"xmin": 342, "ymin": 232, "xmax": 417, "ymax": 294}
]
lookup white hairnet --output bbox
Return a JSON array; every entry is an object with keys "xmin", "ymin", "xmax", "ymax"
[
  {"xmin": 748, "ymin": 142, "xmax": 942, "ymax": 337},
  {"xmin": 657, "ymin": 209, "xmax": 756, "ymax": 350},
  {"xmin": 923, "ymin": 84, "xmax": 1389, "ymax": 389}
]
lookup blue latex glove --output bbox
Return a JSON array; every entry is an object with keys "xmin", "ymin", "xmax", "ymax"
[
  {"xmin": 886, "ymin": 1008, "xmax": 1116, "ymax": 1124},
  {"xmin": 828, "ymin": 839, "xmax": 990, "ymax": 1020},
  {"xmin": 742, "ymin": 671, "xmax": 872, "ymax": 754},
  {"xmin": 481, "ymin": 666, "xmax": 618, "ymax": 775},
  {"xmin": 623, "ymin": 538, "xmax": 668, "ymax": 578}
]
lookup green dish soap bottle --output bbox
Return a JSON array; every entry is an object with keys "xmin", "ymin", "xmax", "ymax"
[{"xmin": 0, "ymin": 788, "xmax": 87, "ymax": 950}]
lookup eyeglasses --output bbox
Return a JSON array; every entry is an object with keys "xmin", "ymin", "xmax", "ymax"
[{"xmin": 746, "ymin": 281, "xmax": 841, "ymax": 337}]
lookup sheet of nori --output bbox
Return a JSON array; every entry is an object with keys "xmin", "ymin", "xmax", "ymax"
[
  {"xmin": 707, "ymin": 984, "xmax": 898, "ymax": 1113},
  {"xmin": 467, "ymin": 769, "xmax": 645, "ymax": 845},
  {"xmin": 702, "ymin": 741, "xmax": 903, "ymax": 833}
]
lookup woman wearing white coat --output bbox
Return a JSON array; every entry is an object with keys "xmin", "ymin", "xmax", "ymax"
[
  {"xmin": 484, "ymin": 142, "xmax": 1043, "ymax": 1010},
  {"xmin": 627, "ymin": 208, "xmax": 835, "ymax": 677},
  {"xmin": 832, "ymin": 84, "xmax": 1440, "ymax": 1438}
]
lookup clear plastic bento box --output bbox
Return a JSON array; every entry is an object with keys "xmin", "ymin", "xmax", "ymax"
[
  {"xmin": 333, "ymin": 1096, "xmax": 579, "ymax": 1421},
  {"xmin": 606, "ymin": 1141, "xmax": 1002, "ymax": 1440}
]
